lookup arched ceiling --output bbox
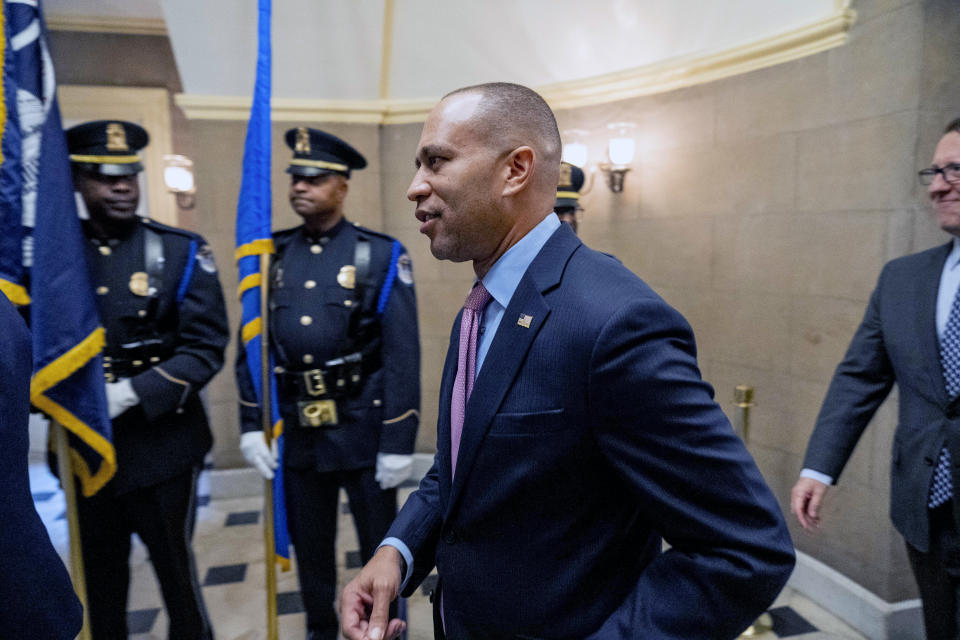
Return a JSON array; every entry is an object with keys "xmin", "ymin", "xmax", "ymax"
[{"xmin": 45, "ymin": 0, "xmax": 852, "ymax": 116}]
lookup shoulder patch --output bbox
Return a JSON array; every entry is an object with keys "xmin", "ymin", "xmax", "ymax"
[
  {"xmin": 396, "ymin": 252, "xmax": 414, "ymax": 285},
  {"xmin": 196, "ymin": 244, "xmax": 218, "ymax": 274}
]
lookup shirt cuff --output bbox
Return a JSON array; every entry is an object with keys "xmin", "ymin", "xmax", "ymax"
[
  {"xmin": 378, "ymin": 537, "xmax": 414, "ymax": 591},
  {"xmin": 800, "ymin": 468, "xmax": 834, "ymax": 485}
]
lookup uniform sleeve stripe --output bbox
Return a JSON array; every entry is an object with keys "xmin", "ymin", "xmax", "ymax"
[
  {"xmin": 153, "ymin": 366, "xmax": 190, "ymax": 388},
  {"xmin": 238, "ymin": 273, "xmax": 262, "ymax": 299},
  {"xmin": 242, "ymin": 318, "xmax": 263, "ymax": 345},
  {"xmin": 383, "ymin": 409, "xmax": 419, "ymax": 425},
  {"xmin": 235, "ymin": 239, "xmax": 275, "ymax": 260},
  {"xmin": 376, "ymin": 240, "xmax": 403, "ymax": 317},
  {"xmin": 176, "ymin": 240, "xmax": 198, "ymax": 304}
]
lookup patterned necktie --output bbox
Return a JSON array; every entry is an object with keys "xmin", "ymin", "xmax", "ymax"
[
  {"xmin": 931, "ymin": 283, "xmax": 960, "ymax": 508},
  {"xmin": 450, "ymin": 282, "xmax": 492, "ymax": 478}
]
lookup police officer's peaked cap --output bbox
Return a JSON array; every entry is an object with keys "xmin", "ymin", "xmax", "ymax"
[
  {"xmin": 556, "ymin": 161, "xmax": 585, "ymax": 210},
  {"xmin": 66, "ymin": 120, "xmax": 149, "ymax": 176},
  {"xmin": 285, "ymin": 127, "xmax": 366, "ymax": 178}
]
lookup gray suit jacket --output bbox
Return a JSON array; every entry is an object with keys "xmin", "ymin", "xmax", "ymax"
[{"xmin": 804, "ymin": 241, "xmax": 960, "ymax": 552}]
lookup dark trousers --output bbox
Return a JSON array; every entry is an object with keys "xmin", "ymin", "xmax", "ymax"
[
  {"xmin": 907, "ymin": 503, "xmax": 960, "ymax": 640},
  {"xmin": 76, "ymin": 467, "xmax": 211, "ymax": 640},
  {"xmin": 285, "ymin": 466, "xmax": 397, "ymax": 638}
]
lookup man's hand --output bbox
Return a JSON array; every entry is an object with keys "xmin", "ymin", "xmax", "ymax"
[
  {"xmin": 341, "ymin": 546, "xmax": 406, "ymax": 640},
  {"xmin": 240, "ymin": 432, "xmax": 278, "ymax": 480},
  {"xmin": 791, "ymin": 476, "xmax": 830, "ymax": 533}
]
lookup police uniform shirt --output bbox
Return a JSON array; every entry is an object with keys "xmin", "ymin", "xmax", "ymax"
[
  {"xmin": 236, "ymin": 219, "xmax": 419, "ymax": 472},
  {"xmin": 86, "ymin": 217, "xmax": 229, "ymax": 494}
]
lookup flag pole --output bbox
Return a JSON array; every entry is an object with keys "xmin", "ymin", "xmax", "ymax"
[
  {"xmin": 259, "ymin": 252, "xmax": 279, "ymax": 640},
  {"xmin": 54, "ymin": 421, "xmax": 92, "ymax": 640}
]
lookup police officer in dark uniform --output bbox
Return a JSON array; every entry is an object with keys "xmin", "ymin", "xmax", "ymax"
[
  {"xmin": 66, "ymin": 120, "xmax": 228, "ymax": 640},
  {"xmin": 235, "ymin": 127, "xmax": 420, "ymax": 640},
  {"xmin": 555, "ymin": 161, "xmax": 585, "ymax": 234}
]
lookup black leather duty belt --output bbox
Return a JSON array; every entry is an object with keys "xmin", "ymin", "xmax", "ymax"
[{"xmin": 276, "ymin": 367, "xmax": 346, "ymax": 429}]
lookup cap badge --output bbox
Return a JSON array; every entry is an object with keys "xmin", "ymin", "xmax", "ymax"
[
  {"xmin": 558, "ymin": 163, "xmax": 573, "ymax": 188},
  {"xmin": 337, "ymin": 265, "xmax": 356, "ymax": 290},
  {"xmin": 106, "ymin": 122, "xmax": 129, "ymax": 152},
  {"xmin": 295, "ymin": 127, "xmax": 311, "ymax": 155}
]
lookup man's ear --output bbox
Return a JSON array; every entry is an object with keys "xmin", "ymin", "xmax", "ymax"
[{"xmin": 501, "ymin": 146, "xmax": 535, "ymax": 197}]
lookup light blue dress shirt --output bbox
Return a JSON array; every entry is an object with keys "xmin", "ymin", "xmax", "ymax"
[
  {"xmin": 382, "ymin": 213, "xmax": 562, "ymax": 586},
  {"xmin": 802, "ymin": 237, "xmax": 960, "ymax": 486}
]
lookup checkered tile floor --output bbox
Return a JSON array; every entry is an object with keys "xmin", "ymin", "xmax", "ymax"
[{"xmin": 30, "ymin": 463, "xmax": 865, "ymax": 639}]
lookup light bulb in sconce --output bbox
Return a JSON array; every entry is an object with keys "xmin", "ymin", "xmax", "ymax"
[
  {"xmin": 561, "ymin": 129, "xmax": 589, "ymax": 168},
  {"xmin": 600, "ymin": 122, "xmax": 636, "ymax": 193},
  {"xmin": 163, "ymin": 154, "xmax": 197, "ymax": 209}
]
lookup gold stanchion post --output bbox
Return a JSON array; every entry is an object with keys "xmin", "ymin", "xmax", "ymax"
[
  {"xmin": 259, "ymin": 252, "xmax": 279, "ymax": 640},
  {"xmin": 54, "ymin": 422, "xmax": 92, "ymax": 640},
  {"xmin": 733, "ymin": 385, "xmax": 774, "ymax": 638}
]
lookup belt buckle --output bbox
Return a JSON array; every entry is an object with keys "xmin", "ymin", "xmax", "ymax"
[
  {"xmin": 302, "ymin": 369, "xmax": 327, "ymax": 396},
  {"xmin": 298, "ymin": 399, "xmax": 338, "ymax": 428}
]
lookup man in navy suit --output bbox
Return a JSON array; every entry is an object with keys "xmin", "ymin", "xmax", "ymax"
[
  {"xmin": 792, "ymin": 119, "xmax": 960, "ymax": 639},
  {"xmin": 342, "ymin": 82, "xmax": 795, "ymax": 640},
  {"xmin": 0, "ymin": 292, "xmax": 82, "ymax": 639}
]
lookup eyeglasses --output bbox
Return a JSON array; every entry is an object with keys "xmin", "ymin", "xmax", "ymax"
[{"xmin": 918, "ymin": 163, "xmax": 960, "ymax": 185}]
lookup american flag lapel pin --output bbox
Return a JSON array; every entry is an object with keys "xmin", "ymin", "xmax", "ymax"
[{"xmin": 517, "ymin": 313, "xmax": 533, "ymax": 328}]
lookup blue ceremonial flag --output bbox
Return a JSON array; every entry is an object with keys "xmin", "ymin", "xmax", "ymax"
[
  {"xmin": 0, "ymin": 0, "xmax": 115, "ymax": 495},
  {"xmin": 235, "ymin": 0, "xmax": 290, "ymax": 570}
]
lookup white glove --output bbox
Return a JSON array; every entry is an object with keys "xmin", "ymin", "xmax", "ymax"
[
  {"xmin": 105, "ymin": 379, "xmax": 139, "ymax": 418},
  {"xmin": 241, "ymin": 431, "xmax": 279, "ymax": 480},
  {"xmin": 375, "ymin": 453, "xmax": 413, "ymax": 490}
]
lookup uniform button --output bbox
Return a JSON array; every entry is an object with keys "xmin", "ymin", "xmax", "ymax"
[
  {"xmin": 310, "ymin": 244, "xmax": 322, "ymax": 254},
  {"xmin": 98, "ymin": 245, "xmax": 111, "ymax": 255},
  {"xmin": 302, "ymin": 354, "xmax": 314, "ymax": 364},
  {"xmin": 274, "ymin": 365, "xmax": 286, "ymax": 374},
  {"xmin": 132, "ymin": 359, "xmax": 143, "ymax": 367},
  {"xmin": 373, "ymin": 399, "xmax": 382, "ymax": 407},
  {"xmin": 304, "ymin": 280, "xmax": 316, "ymax": 289},
  {"xmin": 150, "ymin": 356, "xmax": 160, "ymax": 363},
  {"xmin": 300, "ymin": 315, "xmax": 313, "ymax": 326},
  {"xmin": 138, "ymin": 309, "xmax": 147, "ymax": 317},
  {"xmin": 344, "ymin": 299, "xmax": 353, "ymax": 307},
  {"xmin": 96, "ymin": 286, "xmax": 109, "ymax": 295},
  {"xmin": 443, "ymin": 529, "xmax": 459, "ymax": 544}
]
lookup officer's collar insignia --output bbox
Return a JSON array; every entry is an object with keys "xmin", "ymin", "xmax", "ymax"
[
  {"xmin": 106, "ymin": 122, "xmax": 129, "ymax": 152},
  {"xmin": 129, "ymin": 272, "xmax": 149, "ymax": 296},
  {"xmin": 517, "ymin": 313, "xmax": 533, "ymax": 328},
  {"xmin": 558, "ymin": 163, "xmax": 573, "ymax": 188},
  {"xmin": 295, "ymin": 127, "xmax": 311, "ymax": 155},
  {"xmin": 337, "ymin": 265, "xmax": 356, "ymax": 290}
]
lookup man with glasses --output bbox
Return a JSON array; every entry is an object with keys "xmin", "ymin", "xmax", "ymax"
[{"xmin": 792, "ymin": 118, "xmax": 960, "ymax": 640}]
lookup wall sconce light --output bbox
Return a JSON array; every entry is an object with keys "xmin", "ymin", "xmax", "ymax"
[
  {"xmin": 163, "ymin": 154, "xmax": 196, "ymax": 210},
  {"xmin": 561, "ymin": 129, "xmax": 589, "ymax": 169},
  {"xmin": 599, "ymin": 122, "xmax": 636, "ymax": 193}
]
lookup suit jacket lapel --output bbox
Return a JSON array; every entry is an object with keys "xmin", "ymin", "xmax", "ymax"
[
  {"xmin": 919, "ymin": 242, "xmax": 952, "ymax": 405},
  {"xmin": 446, "ymin": 225, "xmax": 580, "ymax": 514},
  {"xmin": 437, "ymin": 312, "xmax": 462, "ymax": 507}
]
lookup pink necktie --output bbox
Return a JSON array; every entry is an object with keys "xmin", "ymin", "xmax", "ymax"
[{"xmin": 450, "ymin": 282, "xmax": 492, "ymax": 477}]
